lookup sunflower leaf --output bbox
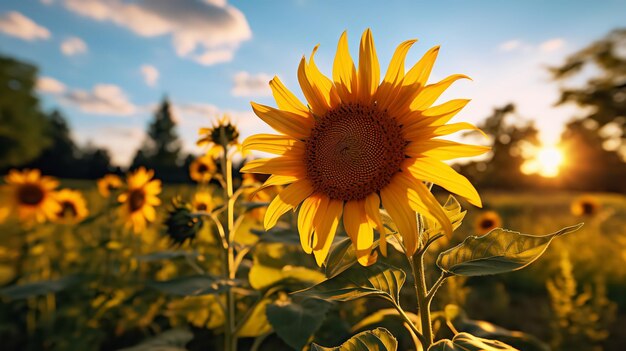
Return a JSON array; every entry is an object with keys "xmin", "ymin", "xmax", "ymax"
[
  {"xmin": 147, "ymin": 275, "xmax": 239, "ymax": 296},
  {"xmin": 428, "ymin": 332, "xmax": 520, "ymax": 351},
  {"xmin": 293, "ymin": 262, "xmax": 405, "ymax": 305},
  {"xmin": 266, "ymin": 297, "xmax": 332, "ymax": 350},
  {"xmin": 311, "ymin": 327, "xmax": 398, "ymax": 351},
  {"xmin": 436, "ymin": 223, "xmax": 583, "ymax": 276},
  {"xmin": 0, "ymin": 275, "xmax": 81, "ymax": 299}
]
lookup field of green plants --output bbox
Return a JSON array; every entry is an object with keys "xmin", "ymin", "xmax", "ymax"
[{"xmin": 1, "ymin": 178, "xmax": 624, "ymax": 351}]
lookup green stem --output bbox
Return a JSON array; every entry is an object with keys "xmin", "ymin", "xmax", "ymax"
[
  {"xmin": 388, "ymin": 297, "xmax": 427, "ymax": 347},
  {"xmin": 220, "ymin": 142, "xmax": 237, "ymax": 351},
  {"xmin": 411, "ymin": 253, "xmax": 433, "ymax": 349}
]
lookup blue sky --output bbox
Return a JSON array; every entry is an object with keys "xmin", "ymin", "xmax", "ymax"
[{"xmin": 1, "ymin": 0, "xmax": 625, "ymax": 165}]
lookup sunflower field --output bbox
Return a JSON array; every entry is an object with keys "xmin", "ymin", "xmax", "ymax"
[{"xmin": 1, "ymin": 19, "xmax": 626, "ymax": 351}]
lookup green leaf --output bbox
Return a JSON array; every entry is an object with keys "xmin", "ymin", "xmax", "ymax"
[
  {"xmin": 294, "ymin": 263, "xmax": 405, "ymax": 305},
  {"xmin": 118, "ymin": 328, "xmax": 193, "ymax": 351},
  {"xmin": 237, "ymin": 298, "xmax": 272, "ymax": 337},
  {"xmin": 0, "ymin": 276, "xmax": 80, "ymax": 299},
  {"xmin": 266, "ymin": 298, "xmax": 332, "ymax": 350},
  {"xmin": 351, "ymin": 309, "xmax": 419, "ymax": 333},
  {"xmin": 441, "ymin": 305, "xmax": 549, "ymax": 351},
  {"xmin": 428, "ymin": 332, "xmax": 519, "ymax": 351},
  {"xmin": 251, "ymin": 227, "xmax": 302, "ymax": 245},
  {"xmin": 311, "ymin": 327, "xmax": 398, "ymax": 351},
  {"xmin": 423, "ymin": 195, "xmax": 466, "ymax": 239},
  {"xmin": 148, "ymin": 275, "xmax": 237, "ymax": 296},
  {"xmin": 249, "ymin": 242, "xmax": 325, "ymax": 290},
  {"xmin": 137, "ymin": 250, "xmax": 196, "ymax": 262},
  {"xmin": 437, "ymin": 223, "xmax": 583, "ymax": 276}
]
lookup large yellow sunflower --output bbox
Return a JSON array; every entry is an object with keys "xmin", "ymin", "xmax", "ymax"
[
  {"xmin": 241, "ymin": 30, "xmax": 488, "ymax": 266},
  {"xmin": 53, "ymin": 189, "xmax": 89, "ymax": 224},
  {"xmin": 3, "ymin": 169, "xmax": 61, "ymax": 224},
  {"xmin": 189, "ymin": 154, "xmax": 217, "ymax": 183},
  {"xmin": 118, "ymin": 167, "xmax": 162, "ymax": 233},
  {"xmin": 97, "ymin": 174, "xmax": 123, "ymax": 198}
]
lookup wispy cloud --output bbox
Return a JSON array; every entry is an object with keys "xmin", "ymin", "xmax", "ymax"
[
  {"xmin": 498, "ymin": 39, "xmax": 523, "ymax": 52},
  {"xmin": 62, "ymin": 0, "xmax": 251, "ymax": 65},
  {"xmin": 539, "ymin": 38, "xmax": 565, "ymax": 52},
  {"xmin": 61, "ymin": 36, "xmax": 88, "ymax": 56},
  {"xmin": 64, "ymin": 84, "xmax": 137, "ymax": 116},
  {"xmin": 36, "ymin": 76, "xmax": 67, "ymax": 94},
  {"xmin": 231, "ymin": 71, "xmax": 272, "ymax": 97},
  {"xmin": 140, "ymin": 64, "xmax": 159, "ymax": 87},
  {"xmin": 0, "ymin": 11, "xmax": 50, "ymax": 41}
]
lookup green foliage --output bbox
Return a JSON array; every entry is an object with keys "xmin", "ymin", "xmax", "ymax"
[
  {"xmin": 294, "ymin": 263, "xmax": 405, "ymax": 304},
  {"xmin": 0, "ymin": 54, "xmax": 50, "ymax": 167},
  {"xmin": 266, "ymin": 297, "xmax": 332, "ymax": 350},
  {"xmin": 547, "ymin": 252, "xmax": 616, "ymax": 351},
  {"xmin": 311, "ymin": 327, "xmax": 398, "ymax": 351},
  {"xmin": 428, "ymin": 332, "xmax": 519, "ymax": 351},
  {"xmin": 119, "ymin": 328, "xmax": 193, "ymax": 351},
  {"xmin": 436, "ymin": 224, "xmax": 583, "ymax": 276},
  {"xmin": 148, "ymin": 274, "xmax": 235, "ymax": 296},
  {"xmin": 0, "ymin": 275, "xmax": 80, "ymax": 299}
]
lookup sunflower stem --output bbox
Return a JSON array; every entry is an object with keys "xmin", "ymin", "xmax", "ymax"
[{"xmin": 410, "ymin": 251, "xmax": 433, "ymax": 349}]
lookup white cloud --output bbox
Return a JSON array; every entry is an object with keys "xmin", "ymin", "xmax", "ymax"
[
  {"xmin": 140, "ymin": 64, "xmax": 159, "ymax": 87},
  {"xmin": 540, "ymin": 38, "xmax": 565, "ymax": 52},
  {"xmin": 231, "ymin": 71, "xmax": 272, "ymax": 97},
  {"xmin": 64, "ymin": 84, "xmax": 137, "ymax": 116},
  {"xmin": 0, "ymin": 11, "xmax": 50, "ymax": 41},
  {"xmin": 62, "ymin": 0, "xmax": 251, "ymax": 65},
  {"xmin": 41, "ymin": 0, "xmax": 54, "ymax": 5},
  {"xmin": 60, "ymin": 36, "xmax": 88, "ymax": 56},
  {"xmin": 36, "ymin": 76, "xmax": 66, "ymax": 94},
  {"xmin": 499, "ymin": 39, "xmax": 522, "ymax": 52}
]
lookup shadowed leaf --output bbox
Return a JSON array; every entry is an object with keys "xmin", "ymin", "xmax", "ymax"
[
  {"xmin": 311, "ymin": 327, "xmax": 398, "ymax": 351},
  {"xmin": 266, "ymin": 298, "xmax": 332, "ymax": 350},
  {"xmin": 428, "ymin": 332, "xmax": 519, "ymax": 351}
]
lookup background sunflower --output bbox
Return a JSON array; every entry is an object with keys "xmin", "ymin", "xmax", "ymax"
[
  {"xmin": 117, "ymin": 167, "xmax": 162, "ymax": 233},
  {"xmin": 3, "ymin": 169, "xmax": 61, "ymax": 224}
]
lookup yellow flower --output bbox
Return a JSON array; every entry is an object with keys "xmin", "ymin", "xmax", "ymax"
[
  {"xmin": 241, "ymin": 29, "xmax": 488, "ymax": 265},
  {"xmin": 570, "ymin": 195, "xmax": 600, "ymax": 217},
  {"xmin": 192, "ymin": 191, "xmax": 215, "ymax": 213},
  {"xmin": 474, "ymin": 211, "xmax": 501, "ymax": 235},
  {"xmin": 118, "ymin": 167, "xmax": 162, "ymax": 233},
  {"xmin": 189, "ymin": 155, "xmax": 217, "ymax": 183},
  {"xmin": 53, "ymin": 189, "xmax": 89, "ymax": 224},
  {"xmin": 197, "ymin": 115, "xmax": 240, "ymax": 154},
  {"xmin": 97, "ymin": 174, "xmax": 123, "ymax": 198},
  {"xmin": 3, "ymin": 169, "xmax": 61, "ymax": 224}
]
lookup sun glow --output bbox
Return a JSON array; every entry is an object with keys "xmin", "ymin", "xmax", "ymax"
[{"xmin": 521, "ymin": 145, "xmax": 565, "ymax": 178}]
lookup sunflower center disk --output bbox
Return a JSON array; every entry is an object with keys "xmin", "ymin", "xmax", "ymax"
[
  {"xmin": 59, "ymin": 201, "xmax": 78, "ymax": 218},
  {"xmin": 305, "ymin": 103, "xmax": 406, "ymax": 201},
  {"xmin": 18, "ymin": 184, "xmax": 45, "ymax": 205},
  {"xmin": 129, "ymin": 189, "xmax": 146, "ymax": 212},
  {"xmin": 480, "ymin": 219, "xmax": 495, "ymax": 229}
]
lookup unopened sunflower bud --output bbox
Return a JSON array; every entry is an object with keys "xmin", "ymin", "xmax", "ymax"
[{"xmin": 164, "ymin": 198, "xmax": 203, "ymax": 245}]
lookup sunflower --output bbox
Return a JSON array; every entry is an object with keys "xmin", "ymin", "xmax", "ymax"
[
  {"xmin": 570, "ymin": 195, "xmax": 600, "ymax": 217},
  {"xmin": 474, "ymin": 211, "xmax": 501, "ymax": 235},
  {"xmin": 118, "ymin": 167, "xmax": 162, "ymax": 233},
  {"xmin": 53, "ymin": 189, "xmax": 89, "ymax": 224},
  {"xmin": 97, "ymin": 174, "xmax": 123, "ymax": 198},
  {"xmin": 197, "ymin": 115, "xmax": 240, "ymax": 154},
  {"xmin": 3, "ymin": 169, "xmax": 61, "ymax": 224},
  {"xmin": 241, "ymin": 29, "xmax": 488, "ymax": 265},
  {"xmin": 192, "ymin": 191, "xmax": 215, "ymax": 213},
  {"xmin": 189, "ymin": 155, "xmax": 217, "ymax": 183}
]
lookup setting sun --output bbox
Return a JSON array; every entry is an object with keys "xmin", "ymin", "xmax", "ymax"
[{"xmin": 522, "ymin": 145, "xmax": 565, "ymax": 178}]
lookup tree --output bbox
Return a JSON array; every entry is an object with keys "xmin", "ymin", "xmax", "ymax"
[
  {"xmin": 551, "ymin": 28, "xmax": 626, "ymax": 192},
  {"xmin": 131, "ymin": 97, "xmax": 184, "ymax": 182},
  {"xmin": 0, "ymin": 54, "xmax": 50, "ymax": 168},
  {"xmin": 456, "ymin": 104, "xmax": 541, "ymax": 189}
]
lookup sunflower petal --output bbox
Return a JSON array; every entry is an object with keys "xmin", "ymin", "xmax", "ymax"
[
  {"xmin": 269, "ymin": 76, "xmax": 310, "ymax": 117},
  {"xmin": 251, "ymin": 102, "xmax": 312, "ymax": 139},
  {"xmin": 407, "ymin": 157, "xmax": 482, "ymax": 207},
  {"xmin": 404, "ymin": 45, "xmax": 440, "ymax": 88},
  {"xmin": 298, "ymin": 194, "xmax": 322, "ymax": 254},
  {"xmin": 364, "ymin": 193, "xmax": 387, "ymax": 256},
  {"xmin": 312, "ymin": 198, "xmax": 343, "ymax": 266},
  {"xmin": 264, "ymin": 179, "xmax": 314, "ymax": 230},
  {"xmin": 377, "ymin": 39, "xmax": 417, "ymax": 110},
  {"xmin": 249, "ymin": 174, "xmax": 300, "ymax": 199},
  {"xmin": 396, "ymin": 173, "xmax": 452, "ymax": 237},
  {"xmin": 343, "ymin": 200, "xmax": 375, "ymax": 266},
  {"xmin": 357, "ymin": 29, "xmax": 380, "ymax": 103},
  {"xmin": 242, "ymin": 134, "xmax": 304, "ymax": 155},
  {"xmin": 240, "ymin": 156, "xmax": 305, "ymax": 177},
  {"xmin": 333, "ymin": 31, "xmax": 358, "ymax": 102},
  {"xmin": 406, "ymin": 140, "xmax": 490, "ymax": 159},
  {"xmin": 411, "ymin": 74, "xmax": 471, "ymax": 111},
  {"xmin": 380, "ymin": 178, "xmax": 418, "ymax": 255},
  {"xmin": 309, "ymin": 45, "xmax": 341, "ymax": 108},
  {"xmin": 298, "ymin": 56, "xmax": 331, "ymax": 116}
]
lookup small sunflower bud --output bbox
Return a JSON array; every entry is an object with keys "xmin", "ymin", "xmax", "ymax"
[{"xmin": 164, "ymin": 198, "xmax": 203, "ymax": 245}]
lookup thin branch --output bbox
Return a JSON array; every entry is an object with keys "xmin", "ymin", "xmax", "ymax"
[{"xmin": 426, "ymin": 271, "xmax": 451, "ymax": 303}]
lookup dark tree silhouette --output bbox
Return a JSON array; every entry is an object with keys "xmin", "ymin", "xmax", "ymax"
[
  {"xmin": 0, "ymin": 54, "xmax": 50, "ymax": 167},
  {"xmin": 551, "ymin": 28, "xmax": 626, "ymax": 192},
  {"xmin": 456, "ymin": 104, "xmax": 541, "ymax": 190}
]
